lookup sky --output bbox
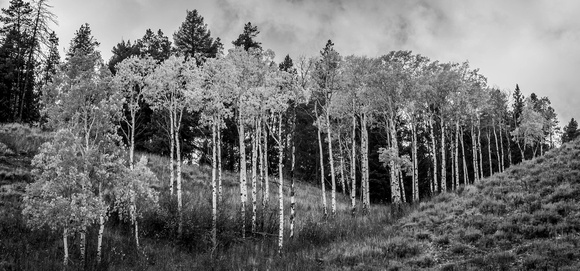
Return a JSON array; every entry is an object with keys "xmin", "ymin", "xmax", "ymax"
[{"xmin": 2, "ymin": 0, "xmax": 579, "ymax": 127}]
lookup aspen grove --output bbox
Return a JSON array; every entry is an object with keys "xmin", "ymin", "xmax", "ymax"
[{"xmin": 2, "ymin": 2, "xmax": 565, "ymax": 268}]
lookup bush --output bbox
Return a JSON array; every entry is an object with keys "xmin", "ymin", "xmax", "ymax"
[{"xmin": 0, "ymin": 123, "xmax": 50, "ymax": 156}]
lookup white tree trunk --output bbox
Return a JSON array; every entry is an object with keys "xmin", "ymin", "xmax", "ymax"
[
  {"xmin": 388, "ymin": 116, "xmax": 401, "ymax": 204},
  {"xmin": 80, "ymin": 228, "xmax": 86, "ymax": 267},
  {"xmin": 218, "ymin": 117, "xmax": 223, "ymax": 203},
  {"xmin": 499, "ymin": 123, "xmax": 505, "ymax": 172},
  {"xmin": 338, "ymin": 134, "xmax": 346, "ymax": 196},
  {"xmin": 477, "ymin": 120, "xmax": 483, "ymax": 179},
  {"xmin": 412, "ymin": 121, "xmax": 419, "ymax": 201},
  {"xmin": 350, "ymin": 111, "xmax": 357, "ymax": 215},
  {"xmin": 175, "ymin": 111, "xmax": 183, "ymax": 238},
  {"xmin": 362, "ymin": 113, "xmax": 370, "ymax": 209},
  {"xmin": 487, "ymin": 130, "xmax": 492, "ymax": 176},
  {"xmin": 429, "ymin": 115, "xmax": 438, "ymax": 193},
  {"xmin": 97, "ymin": 208, "xmax": 104, "ymax": 263},
  {"xmin": 325, "ymin": 110, "xmax": 337, "ymax": 216},
  {"xmin": 290, "ymin": 107, "xmax": 296, "ymax": 239},
  {"xmin": 264, "ymin": 117, "xmax": 269, "ymax": 206},
  {"xmin": 440, "ymin": 120, "xmax": 447, "ymax": 192},
  {"xmin": 211, "ymin": 120, "xmax": 217, "ymax": 253},
  {"xmin": 506, "ymin": 126, "xmax": 512, "ymax": 167},
  {"xmin": 315, "ymin": 103, "xmax": 327, "ymax": 216},
  {"xmin": 277, "ymin": 114, "xmax": 284, "ymax": 254},
  {"xmin": 251, "ymin": 118, "xmax": 258, "ymax": 233},
  {"xmin": 454, "ymin": 121, "xmax": 460, "ymax": 190},
  {"xmin": 493, "ymin": 121, "xmax": 501, "ymax": 173},
  {"xmin": 63, "ymin": 227, "xmax": 69, "ymax": 267},
  {"xmin": 169, "ymin": 109, "xmax": 175, "ymax": 195},
  {"xmin": 460, "ymin": 129, "xmax": 468, "ymax": 186},
  {"xmin": 471, "ymin": 123, "xmax": 478, "ymax": 183},
  {"xmin": 238, "ymin": 115, "xmax": 247, "ymax": 239}
]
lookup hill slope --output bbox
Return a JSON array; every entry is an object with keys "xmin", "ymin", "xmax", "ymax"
[{"xmin": 318, "ymin": 140, "xmax": 580, "ymax": 270}]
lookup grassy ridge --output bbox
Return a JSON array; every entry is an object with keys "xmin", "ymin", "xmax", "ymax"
[{"xmin": 320, "ymin": 140, "xmax": 580, "ymax": 270}]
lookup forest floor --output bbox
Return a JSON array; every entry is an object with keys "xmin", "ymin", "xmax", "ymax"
[{"xmin": 2, "ymin": 123, "xmax": 580, "ymax": 270}]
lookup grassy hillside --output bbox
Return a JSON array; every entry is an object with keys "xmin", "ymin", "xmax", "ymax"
[
  {"xmin": 318, "ymin": 140, "xmax": 580, "ymax": 270},
  {"xmin": 2, "ymin": 123, "xmax": 580, "ymax": 270}
]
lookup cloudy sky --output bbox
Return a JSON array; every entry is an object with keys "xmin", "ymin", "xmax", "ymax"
[{"xmin": 2, "ymin": 0, "xmax": 579, "ymax": 126}]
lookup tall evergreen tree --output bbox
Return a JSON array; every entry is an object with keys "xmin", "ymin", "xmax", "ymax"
[
  {"xmin": 232, "ymin": 22, "xmax": 262, "ymax": 51},
  {"xmin": 512, "ymin": 84, "xmax": 524, "ymax": 125},
  {"xmin": 137, "ymin": 29, "xmax": 172, "ymax": 61},
  {"xmin": 173, "ymin": 10, "xmax": 222, "ymax": 63},
  {"xmin": 0, "ymin": 0, "xmax": 33, "ymax": 122},
  {"xmin": 41, "ymin": 31, "xmax": 60, "ymax": 86},
  {"xmin": 562, "ymin": 118, "xmax": 579, "ymax": 143},
  {"xmin": 66, "ymin": 23, "xmax": 99, "ymax": 58}
]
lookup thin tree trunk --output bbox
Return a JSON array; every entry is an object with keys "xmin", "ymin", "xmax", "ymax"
[
  {"xmin": 499, "ymin": 123, "xmax": 505, "ymax": 172},
  {"xmin": 251, "ymin": 118, "xmax": 258, "ymax": 233},
  {"xmin": 238, "ymin": 114, "xmax": 247, "ymax": 239},
  {"xmin": 429, "ymin": 115, "xmax": 438, "ymax": 193},
  {"xmin": 493, "ymin": 121, "xmax": 501, "ymax": 173},
  {"xmin": 451, "ymin": 133, "xmax": 455, "ymax": 190},
  {"xmin": 460, "ymin": 129, "xmax": 468, "ymax": 186},
  {"xmin": 325, "ymin": 110, "xmax": 337, "ymax": 216},
  {"xmin": 506, "ymin": 126, "xmax": 512, "ymax": 167},
  {"xmin": 440, "ymin": 120, "xmax": 447, "ymax": 192},
  {"xmin": 175, "ymin": 110, "xmax": 183, "ymax": 238},
  {"xmin": 80, "ymin": 228, "xmax": 86, "ymax": 267},
  {"xmin": 412, "ymin": 120, "xmax": 419, "ymax": 201},
  {"xmin": 63, "ymin": 227, "xmax": 69, "ymax": 267},
  {"xmin": 315, "ymin": 103, "xmax": 327, "ymax": 216},
  {"xmin": 477, "ymin": 120, "xmax": 483, "ymax": 179},
  {"xmin": 398, "ymin": 168, "xmax": 406, "ymax": 203},
  {"xmin": 338, "ymin": 134, "xmax": 346, "ymax": 196},
  {"xmin": 218, "ymin": 117, "xmax": 223, "ymax": 203},
  {"xmin": 362, "ymin": 113, "xmax": 370, "ymax": 209},
  {"xmin": 364, "ymin": 115, "xmax": 370, "ymax": 209},
  {"xmin": 169, "ymin": 109, "xmax": 175, "ymax": 195},
  {"xmin": 130, "ymin": 111, "xmax": 139, "ymax": 249},
  {"xmin": 97, "ymin": 201, "xmax": 104, "ymax": 264},
  {"xmin": 350, "ymin": 111, "xmax": 357, "ymax": 215},
  {"xmin": 389, "ymin": 116, "xmax": 401, "ymax": 203},
  {"xmin": 471, "ymin": 123, "xmax": 478, "ymax": 183},
  {"xmin": 487, "ymin": 130, "xmax": 492, "ymax": 176},
  {"xmin": 277, "ymin": 113, "xmax": 284, "ymax": 254},
  {"xmin": 290, "ymin": 106, "xmax": 296, "ymax": 239},
  {"xmin": 454, "ymin": 121, "xmax": 460, "ymax": 190},
  {"xmin": 264, "ymin": 117, "xmax": 269, "ymax": 206},
  {"xmin": 211, "ymin": 120, "xmax": 217, "ymax": 253}
]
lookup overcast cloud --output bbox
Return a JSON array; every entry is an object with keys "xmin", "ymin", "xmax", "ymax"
[{"xmin": 1, "ymin": 0, "xmax": 578, "ymax": 126}]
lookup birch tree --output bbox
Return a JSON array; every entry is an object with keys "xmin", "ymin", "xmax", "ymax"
[
  {"xmin": 313, "ymin": 40, "xmax": 342, "ymax": 215},
  {"xmin": 39, "ymin": 35, "xmax": 121, "ymax": 264},
  {"xmin": 202, "ymin": 56, "xmax": 237, "ymax": 251},
  {"xmin": 23, "ymin": 130, "xmax": 104, "ymax": 267},
  {"xmin": 145, "ymin": 55, "xmax": 198, "ymax": 238}
]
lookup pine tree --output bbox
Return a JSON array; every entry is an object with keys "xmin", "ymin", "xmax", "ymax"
[
  {"xmin": 0, "ymin": 0, "xmax": 34, "ymax": 122},
  {"xmin": 232, "ymin": 22, "xmax": 262, "ymax": 51},
  {"xmin": 173, "ymin": 10, "xmax": 222, "ymax": 63},
  {"xmin": 67, "ymin": 23, "xmax": 100, "ymax": 59},
  {"xmin": 562, "ymin": 118, "xmax": 579, "ymax": 143},
  {"xmin": 137, "ymin": 29, "xmax": 172, "ymax": 61}
]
